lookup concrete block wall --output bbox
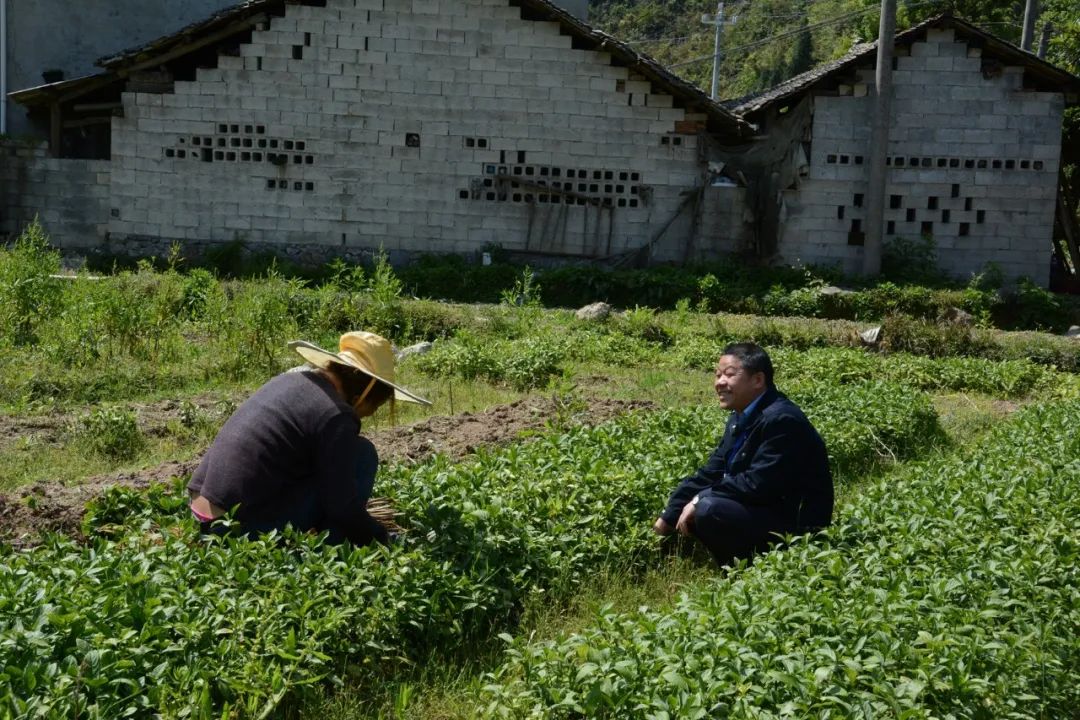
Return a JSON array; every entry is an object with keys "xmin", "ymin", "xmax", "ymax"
[
  {"xmin": 779, "ymin": 27, "xmax": 1064, "ymax": 285},
  {"xmin": 105, "ymin": 0, "xmax": 739, "ymax": 264},
  {"xmin": 0, "ymin": 139, "xmax": 110, "ymax": 249}
]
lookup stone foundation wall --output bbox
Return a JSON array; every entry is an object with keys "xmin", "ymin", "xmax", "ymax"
[{"xmin": 0, "ymin": 139, "xmax": 111, "ymax": 249}]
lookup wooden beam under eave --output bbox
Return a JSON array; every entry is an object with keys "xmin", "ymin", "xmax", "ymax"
[
  {"xmin": 115, "ymin": 14, "xmax": 268, "ymax": 78},
  {"xmin": 50, "ymin": 103, "xmax": 62, "ymax": 158}
]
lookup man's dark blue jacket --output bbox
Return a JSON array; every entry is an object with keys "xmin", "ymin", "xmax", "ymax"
[{"xmin": 661, "ymin": 388, "xmax": 833, "ymax": 532}]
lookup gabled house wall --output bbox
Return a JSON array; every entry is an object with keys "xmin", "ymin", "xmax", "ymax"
[
  {"xmin": 93, "ymin": 0, "xmax": 750, "ymax": 264},
  {"xmin": 778, "ymin": 27, "xmax": 1063, "ymax": 285}
]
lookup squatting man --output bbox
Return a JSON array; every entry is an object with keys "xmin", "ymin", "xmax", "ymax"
[{"xmin": 654, "ymin": 343, "xmax": 834, "ymax": 566}]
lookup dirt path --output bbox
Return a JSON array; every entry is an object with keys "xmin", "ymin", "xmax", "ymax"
[{"xmin": 0, "ymin": 396, "xmax": 652, "ymax": 547}]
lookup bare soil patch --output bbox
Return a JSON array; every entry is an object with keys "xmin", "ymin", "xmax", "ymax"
[{"xmin": 0, "ymin": 396, "xmax": 652, "ymax": 547}]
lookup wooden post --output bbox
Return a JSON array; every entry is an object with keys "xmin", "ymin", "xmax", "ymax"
[
  {"xmin": 1021, "ymin": 0, "xmax": 1039, "ymax": 52},
  {"xmin": 1037, "ymin": 22, "xmax": 1052, "ymax": 59},
  {"xmin": 49, "ymin": 102, "xmax": 62, "ymax": 158},
  {"xmin": 862, "ymin": 0, "xmax": 895, "ymax": 277}
]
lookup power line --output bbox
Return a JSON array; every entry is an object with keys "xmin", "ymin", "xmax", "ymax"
[{"xmin": 667, "ymin": 0, "xmax": 937, "ymax": 69}]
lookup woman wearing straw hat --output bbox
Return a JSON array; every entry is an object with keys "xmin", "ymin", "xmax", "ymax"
[{"xmin": 187, "ymin": 331, "xmax": 430, "ymax": 545}]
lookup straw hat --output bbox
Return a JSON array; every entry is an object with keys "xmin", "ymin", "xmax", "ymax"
[{"xmin": 288, "ymin": 331, "xmax": 431, "ymax": 406}]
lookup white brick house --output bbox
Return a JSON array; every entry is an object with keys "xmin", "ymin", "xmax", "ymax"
[
  {"xmin": 727, "ymin": 14, "xmax": 1080, "ymax": 286},
  {"xmin": 4, "ymin": 0, "xmax": 755, "ymax": 266}
]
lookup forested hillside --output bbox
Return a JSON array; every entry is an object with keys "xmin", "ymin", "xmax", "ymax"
[{"xmin": 589, "ymin": 0, "xmax": 1080, "ymax": 101}]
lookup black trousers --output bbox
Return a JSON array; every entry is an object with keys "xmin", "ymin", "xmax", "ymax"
[{"xmin": 692, "ymin": 494, "xmax": 793, "ymax": 568}]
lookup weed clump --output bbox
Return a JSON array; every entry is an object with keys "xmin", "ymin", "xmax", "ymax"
[{"xmin": 73, "ymin": 406, "xmax": 146, "ymax": 460}]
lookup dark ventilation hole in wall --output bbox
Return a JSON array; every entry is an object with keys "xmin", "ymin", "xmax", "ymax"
[
  {"xmin": 976, "ymin": 210, "xmax": 986, "ymax": 224},
  {"xmin": 226, "ymin": 152, "xmax": 237, "ymax": 161},
  {"xmin": 231, "ymin": 138, "xmax": 241, "ymax": 147},
  {"xmin": 244, "ymin": 124, "xmax": 253, "ymax": 134},
  {"xmin": 928, "ymin": 196, "xmax": 938, "ymax": 210},
  {"xmin": 837, "ymin": 206, "xmax": 845, "ymax": 219},
  {"xmin": 214, "ymin": 151, "xmax": 225, "ymax": 161},
  {"xmin": 518, "ymin": 151, "xmax": 526, "ymax": 163},
  {"xmin": 661, "ymin": 136, "xmax": 671, "ymax": 146},
  {"xmin": 243, "ymin": 138, "xmax": 253, "ymax": 147},
  {"xmin": 305, "ymin": 155, "xmax": 314, "ymax": 164},
  {"xmin": 217, "ymin": 138, "xmax": 226, "ymax": 147},
  {"xmin": 465, "ymin": 137, "xmax": 475, "ymax": 147},
  {"xmin": 840, "ymin": 155, "xmax": 849, "ymax": 164},
  {"xmin": 629, "ymin": 198, "xmax": 639, "ymax": 208},
  {"xmin": 887, "ymin": 220, "xmax": 896, "ymax": 235},
  {"xmin": 951, "ymin": 184, "xmax": 960, "ymax": 198},
  {"xmin": 886, "ymin": 157, "xmax": 893, "ymax": 166},
  {"xmin": 241, "ymin": 152, "xmax": 251, "ymax": 161},
  {"xmin": 921, "ymin": 157, "xmax": 932, "ymax": 168},
  {"xmin": 921, "ymin": 221, "xmax": 933, "ymax": 235},
  {"xmin": 826, "ymin": 154, "xmax": 837, "ymax": 164},
  {"xmin": 853, "ymin": 193, "xmax": 864, "ymax": 208},
  {"xmin": 1020, "ymin": 160, "xmax": 1030, "ymax": 169},
  {"xmin": 959, "ymin": 222, "xmax": 970, "ymax": 236},
  {"xmin": 906, "ymin": 208, "xmax": 916, "ymax": 222},
  {"xmin": 253, "ymin": 153, "xmax": 262, "ymax": 161},
  {"xmin": 1005, "ymin": 159, "xmax": 1015, "ymax": 169},
  {"xmin": 218, "ymin": 123, "xmax": 228, "ymax": 133},
  {"xmin": 257, "ymin": 57, "xmax": 263, "ymax": 70},
  {"xmin": 540, "ymin": 167, "xmax": 549, "ymax": 176},
  {"xmin": 525, "ymin": 166, "xmax": 535, "ymax": 176},
  {"xmin": 616, "ymin": 79, "xmax": 626, "ymax": 92},
  {"xmin": 296, "ymin": 141, "xmax": 306, "ymax": 150},
  {"xmin": 965, "ymin": 197, "xmax": 973, "ymax": 211},
  {"xmin": 284, "ymin": 140, "xmax": 294, "ymax": 150},
  {"xmin": 478, "ymin": 138, "xmax": 487, "ymax": 148},
  {"xmin": 293, "ymin": 155, "xmax": 302, "ymax": 164},
  {"xmin": 854, "ymin": 155, "xmax": 864, "ymax": 165},
  {"xmin": 937, "ymin": 158, "xmax": 947, "ymax": 168},
  {"xmin": 257, "ymin": 125, "xmax": 266, "ymax": 134},
  {"xmin": 890, "ymin": 194, "xmax": 902, "ymax": 209},
  {"xmin": 258, "ymin": 139, "xmax": 267, "ymax": 148},
  {"xmin": 293, "ymin": 45, "xmax": 304, "ymax": 60},
  {"xmin": 631, "ymin": 172, "xmax": 640, "ymax": 181},
  {"xmin": 1033, "ymin": 160, "xmax": 1043, "ymax": 170},
  {"xmin": 949, "ymin": 158, "xmax": 960, "ymax": 168},
  {"xmin": 604, "ymin": 184, "xmax": 612, "ymax": 193},
  {"xmin": 992, "ymin": 159, "xmax": 1002, "ymax": 169},
  {"xmin": 942, "ymin": 209, "xmax": 951, "ymax": 223},
  {"xmin": 177, "ymin": 150, "xmax": 186, "ymax": 159},
  {"xmin": 230, "ymin": 124, "xmax": 239, "ymax": 133},
  {"xmin": 293, "ymin": 182, "xmax": 302, "ymax": 190},
  {"xmin": 910, "ymin": 157, "xmax": 919, "ymax": 166},
  {"xmin": 977, "ymin": 159, "xmax": 987, "ymax": 169},
  {"xmin": 305, "ymin": 182, "xmax": 314, "ymax": 191},
  {"xmin": 165, "ymin": 148, "xmax": 175, "ymax": 158},
  {"xmin": 965, "ymin": 159, "xmax": 975, "ymax": 169},
  {"xmin": 202, "ymin": 148, "xmax": 213, "ymax": 162},
  {"xmin": 406, "ymin": 133, "xmax": 421, "ymax": 147},
  {"xmin": 267, "ymin": 179, "xmax": 276, "ymax": 189},
  {"xmin": 304, "ymin": 32, "xmax": 311, "ymax": 46},
  {"xmin": 895, "ymin": 157, "xmax": 905, "ymax": 167},
  {"xmin": 673, "ymin": 137, "xmax": 682, "ymax": 146}
]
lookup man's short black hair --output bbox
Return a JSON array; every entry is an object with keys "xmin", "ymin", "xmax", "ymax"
[{"xmin": 721, "ymin": 342, "xmax": 774, "ymax": 386}]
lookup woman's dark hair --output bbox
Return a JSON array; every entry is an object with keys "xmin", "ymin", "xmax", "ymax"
[
  {"xmin": 721, "ymin": 342, "xmax": 774, "ymax": 386},
  {"xmin": 324, "ymin": 364, "xmax": 393, "ymax": 407}
]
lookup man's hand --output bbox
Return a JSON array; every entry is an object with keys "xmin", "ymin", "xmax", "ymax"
[
  {"xmin": 676, "ymin": 501, "xmax": 697, "ymax": 536},
  {"xmin": 652, "ymin": 517, "xmax": 674, "ymax": 536}
]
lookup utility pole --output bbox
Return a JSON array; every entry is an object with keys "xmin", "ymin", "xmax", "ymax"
[
  {"xmin": 701, "ymin": 2, "xmax": 737, "ymax": 100},
  {"xmin": 863, "ymin": 0, "xmax": 896, "ymax": 277},
  {"xmin": 1037, "ymin": 21, "xmax": 1052, "ymax": 59},
  {"xmin": 1020, "ymin": 0, "xmax": 1039, "ymax": 51}
]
